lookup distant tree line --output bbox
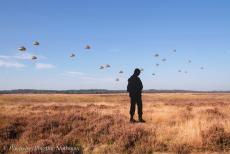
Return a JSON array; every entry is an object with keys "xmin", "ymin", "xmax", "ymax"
[{"xmin": 0, "ymin": 89, "xmax": 229, "ymax": 94}]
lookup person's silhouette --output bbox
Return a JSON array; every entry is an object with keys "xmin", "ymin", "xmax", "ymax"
[{"xmin": 127, "ymin": 68, "xmax": 145, "ymax": 123}]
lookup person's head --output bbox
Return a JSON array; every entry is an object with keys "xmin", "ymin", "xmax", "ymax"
[{"xmin": 133, "ymin": 68, "xmax": 141, "ymax": 76}]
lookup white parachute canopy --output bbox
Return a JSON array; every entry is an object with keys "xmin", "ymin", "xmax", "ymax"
[
  {"xmin": 154, "ymin": 54, "xmax": 159, "ymax": 57},
  {"xmin": 105, "ymin": 64, "xmax": 111, "ymax": 68},
  {"xmin": 33, "ymin": 41, "xmax": 40, "ymax": 46},
  {"xmin": 99, "ymin": 64, "xmax": 110, "ymax": 69},
  {"xmin": 99, "ymin": 65, "xmax": 104, "ymax": 69},
  {"xmin": 18, "ymin": 46, "xmax": 26, "ymax": 52},
  {"xmin": 31, "ymin": 56, "xmax": 37, "ymax": 60},
  {"xmin": 85, "ymin": 45, "xmax": 91, "ymax": 50},
  {"xmin": 70, "ymin": 53, "xmax": 76, "ymax": 58}
]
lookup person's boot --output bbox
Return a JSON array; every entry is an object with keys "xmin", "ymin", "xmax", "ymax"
[
  {"xmin": 138, "ymin": 115, "xmax": 146, "ymax": 123},
  {"xmin": 130, "ymin": 116, "xmax": 137, "ymax": 123}
]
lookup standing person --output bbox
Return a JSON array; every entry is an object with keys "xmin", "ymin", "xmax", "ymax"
[{"xmin": 127, "ymin": 68, "xmax": 145, "ymax": 123}]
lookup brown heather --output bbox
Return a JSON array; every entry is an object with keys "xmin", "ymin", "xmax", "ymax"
[{"xmin": 0, "ymin": 93, "xmax": 230, "ymax": 154}]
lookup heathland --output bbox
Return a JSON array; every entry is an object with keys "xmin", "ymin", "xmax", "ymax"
[{"xmin": 0, "ymin": 93, "xmax": 230, "ymax": 154}]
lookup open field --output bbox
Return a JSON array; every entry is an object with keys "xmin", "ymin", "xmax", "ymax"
[{"xmin": 0, "ymin": 93, "xmax": 230, "ymax": 154}]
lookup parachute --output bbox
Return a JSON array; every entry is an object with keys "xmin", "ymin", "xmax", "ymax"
[
  {"xmin": 31, "ymin": 56, "xmax": 37, "ymax": 60},
  {"xmin": 105, "ymin": 64, "xmax": 111, "ymax": 68},
  {"xmin": 85, "ymin": 45, "xmax": 91, "ymax": 50},
  {"xmin": 70, "ymin": 53, "xmax": 76, "ymax": 58},
  {"xmin": 18, "ymin": 46, "xmax": 26, "ymax": 52},
  {"xmin": 162, "ymin": 58, "xmax": 166, "ymax": 62},
  {"xmin": 33, "ymin": 41, "xmax": 40, "ymax": 46},
  {"xmin": 99, "ymin": 65, "xmax": 104, "ymax": 69},
  {"xmin": 99, "ymin": 64, "xmax": 111, "ymax": 69}
]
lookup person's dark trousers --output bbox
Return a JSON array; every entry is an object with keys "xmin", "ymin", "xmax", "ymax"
[{"xmin": 130, "ymin": 95, "xmax": 143, "ymax": 119}]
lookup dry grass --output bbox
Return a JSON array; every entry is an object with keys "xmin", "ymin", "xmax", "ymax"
[{"xmin": 0, "ymin": 93, "xmax": 230, "ymax": 154}]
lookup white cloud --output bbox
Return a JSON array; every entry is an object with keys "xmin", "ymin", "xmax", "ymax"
[
  {"xmin": 0, "ymin": 53, "xmax": 47, "ymax": 61},
  {"xmin": 61, "ymin": 71, "xmax": 84, "ymax": 77},
  {"xmin": 66, "ymin": 71, "xmax": 84, "ymax": 75},
  {"xmin": 14, "ymin": 53, "xmax": 47, "ymax": 60},
  {"xmin": 79, "ymin": 76, "xmax": 114, "ymax": 82},
  {"xmin": 35, "ymin": 63, "xmax": 55, "ymax": 69},
  {"xmin": 61, "ymin": 71, "xmax": 114, "ymax": 82},
  {"xmin": 0, "ymin": 59, "xmax": 26, "ymax": 68},
  {"xmin": 0, "ymin": 55, "xmax": 11, "ymax": 59}
]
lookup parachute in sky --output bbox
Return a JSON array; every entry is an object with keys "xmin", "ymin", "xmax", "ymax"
[
  {"xmin": 70, "ymin": 53, "xmax": 76, "ymax": 58},
  {"xmin": 85, "ymin": 45, "xmax": 91, "ymax": 50},
  {"xmin": 18, "ymin": 46, "xmax": 26, "ymax": 52},
  {"xmin": 32, "ymin": 56, "xmax": 37, "ymax": 60},
  {"xmin": 105, "ymin": 64, "xmax": 111, "ymax": 68},
  {"xmin": 33, "ymin": 41, "xmax": 40, "ymax": 46}
]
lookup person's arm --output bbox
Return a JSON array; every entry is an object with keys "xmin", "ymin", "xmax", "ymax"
[
  {"xmin": 140, "ymin": 80, "xmax": 143, "ymax": 90},
  {"xmin": 127, "ymin": 80, "xmax": 130, "ymax": 92},
  {"xmin": 137, "ymin": 78, "xmax": 143, "ymax": 91}
]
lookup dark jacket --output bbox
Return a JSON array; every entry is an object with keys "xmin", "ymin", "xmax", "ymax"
[{"xmin": 127, "ymin": 75, "xmax": 143, "ymax": 97}]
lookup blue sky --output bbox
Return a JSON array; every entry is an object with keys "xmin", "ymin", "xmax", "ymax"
[{"xmin": 0, "ymin": 0, "xmax": 230, "ymax": 90}]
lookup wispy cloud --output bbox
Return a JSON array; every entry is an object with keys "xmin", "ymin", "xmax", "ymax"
[
  {"xmin": 66, "ymin": 71, "xmax": 84, "ymax": 75},
  {"xmin": 79, "ymin": 76, "xmax": 114, "ymax": 82},
  {"xmin": 35, "ymin": 63, "xmax": 55, "ymax": 69},
  {"xmin": 0, "ymin": 53, "xmax": 47, "ymax": 61},
  {"xmin": 14, "ymin": 53, "xmax": 47, "ymax": 60},
  {"xmin": 61, "ymin": 71, "xmax": 84, "ymax": 77},
  {"xmin": 62, "ymin": 70, "xmax": 114, "ymax": 82},
  {"xmin": 0, "ymin": 55, "xmax": 11, "ymax": 59},
  {"xmin": 0, "ymin": 59, "xmax": 26, "ymax": 68}
]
